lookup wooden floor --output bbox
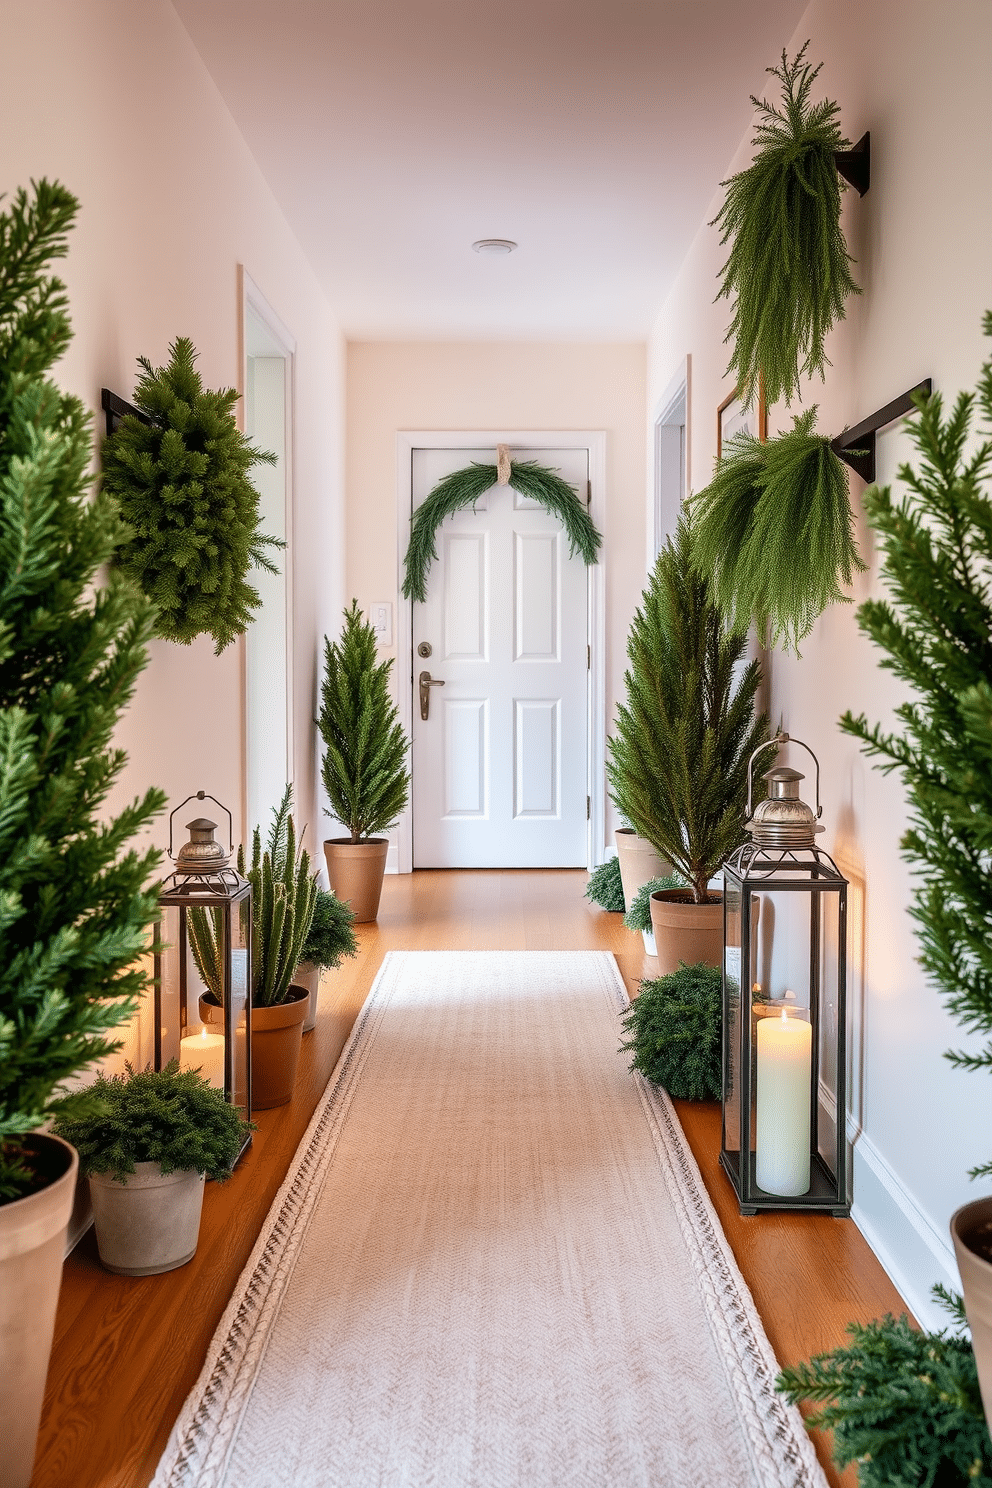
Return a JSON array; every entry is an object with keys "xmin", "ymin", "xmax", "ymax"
[{"xmin": 32, "ymin": 870, "xmax": 910, "ymax": 1488}]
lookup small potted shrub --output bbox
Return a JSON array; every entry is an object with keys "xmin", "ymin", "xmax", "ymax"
[
  {"xmin": 623, "ymin": 874, "xmax": 686, "ymax": 955},
  {"xmin": 318, "ymin": 601, "xmax": 410, "ymax": 922},
  {"xmin": 606, "ymin": 512, "xmax": 769, "ymax": 974},
  {"xmin": 585, "ymin": 856, "xmax": 626, "ymax": 913},
  {"xmin": 190, "ymin": 789, "xmax": 317, "ymax": 1108},
  {"xmin": 620, "ymin": 963, "xmax": 723, "ymax": 1101},
  {"xmin": 297, "ymin": 886, "xmax": 358, "ymax": 1033},
  {"xmin": 52, "ymin": 1063, "xmax": 250, "ymax": 1276}
]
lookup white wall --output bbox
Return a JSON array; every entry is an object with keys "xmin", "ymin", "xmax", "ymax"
[
  {"xmin": 345, "ymin": 341, "xmax": 647, "ymax": 854},
  {"xmin": 0, "ymin": 0, "xmax": 346, "ymax": 1066},
  {"xmin": 647, "ymin": 0, "xmax": 992, "ymax": 1327}
]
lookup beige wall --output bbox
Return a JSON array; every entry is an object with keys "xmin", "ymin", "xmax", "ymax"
[
  {"xmin": 345, "ymin": 341, "xmax": 648, "ymax": 850},
  {"xmin": 1, "ymin": 0, "xmax": 346, "ymax": 1064},
  {"xmin": 648, "ymin": 0, "xmax": 992, "ymax": 1324}
]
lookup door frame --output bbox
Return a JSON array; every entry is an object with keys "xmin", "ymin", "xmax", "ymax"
[{"xmin": 394, "ymin": 430, "xmax": 607, "ymax": 875}]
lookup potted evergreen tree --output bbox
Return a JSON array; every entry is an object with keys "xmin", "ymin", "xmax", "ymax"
[
  {"xmin": 0, "ymin": 181, "xmax": 165, "ymax": 1488},
  {"xmin": 51, "ymin": 1064, "xmax": 250, "ymax": 1276},
  {"xmin": 297, "ymin": 886, "xmax": 358, "ymax": 1032},
  {"xmin": 607, "ymin": 513, "xmax": 769, "ymax": 975},
  {"xmin": 189, "ymin": 789, "xmax": 317, "ymax": 1108},
  {"xmin": 318, "ymin": 601, "xmax": 410, "ymax": 922}
]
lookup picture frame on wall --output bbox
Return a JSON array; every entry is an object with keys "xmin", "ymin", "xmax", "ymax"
[{"xmin": 717, "ymin": 377, "xmax": 767, "ymax": 458}]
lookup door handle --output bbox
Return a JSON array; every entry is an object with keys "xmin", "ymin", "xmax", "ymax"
[{"xmin": 419, "ymin": 670, "xmax": 445, "ymax": 721}]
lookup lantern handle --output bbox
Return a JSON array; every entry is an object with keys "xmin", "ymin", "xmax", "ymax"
[
  {"xmin": 168, "ymin": 791, "xmax": 235, "ymax": 861},
  {"xmin": 745, "ymin": 732, "xmax": 823, "ymax": 820}
]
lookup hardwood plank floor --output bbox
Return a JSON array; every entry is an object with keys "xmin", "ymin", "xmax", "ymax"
[{"xmin": 31, "ymin": 870, "xmax": 909, "ymax": 1487}]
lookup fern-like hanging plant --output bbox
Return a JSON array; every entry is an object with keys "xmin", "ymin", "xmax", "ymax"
[
  {"xmin": 713, "ymin": 43, "xmax": 860, "ymax": 409},
  {"xmin": 101, "ymin": 337, "xmax": 282, "ymax": 654},
  {"xmin": 690, "ymin": 407, "xmax": 865, "ymax": 652},
  {"xmin": 402, "ymin": 459, "xmax": 601, "ymax": 604}
]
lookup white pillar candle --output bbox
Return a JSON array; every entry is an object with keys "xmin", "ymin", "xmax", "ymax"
[
  {"xmin": 179, "ymin": 1028, "xmax": 226, "ymax": 1090},
  {"xmin": 755, "ymin": 1009, "xmax": 812, "ymax": 1196}
]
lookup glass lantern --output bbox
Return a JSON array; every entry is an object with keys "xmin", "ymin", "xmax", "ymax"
[
  {"xmin": 720, "ymin": 735, "xmax": 850, "ymax": 1216},
  {"xmin": 155, "ymin": 792, "xmax": 253, "ymax": 1151}
]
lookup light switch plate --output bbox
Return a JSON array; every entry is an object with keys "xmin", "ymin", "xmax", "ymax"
[{"xmin": 370, "ymin": 601, "xmax": 393, "ymax": 647}]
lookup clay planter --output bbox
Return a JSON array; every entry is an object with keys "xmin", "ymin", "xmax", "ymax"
[
  {"xmin": 649, "ymin": 889, "xmax": 724, "ymax": 977},
  {"xmin": 614, "ymin": 828, "xmax": 671, "ymax": 914},
  {"xmin": 0, "ymin": 1133, "xmax": 78, "ymax": 1488},
  {"xmin": 951, "ymin": 1197, "xmax": 992, "ymax": 1429},
  {"xmin": 323, "ymin": 837, "xmax": 389, "ymax": 923},
  {"xmin": 200, "ymin": 986, "xmax": 309, "ymax": 1109},
  {"xmin": 296, "ymin": 960, "xmax": 321, "ymax": 1033},
  {"xmin": 88, "ymin": 1163, "xmax": 205, "ymax": 1277}
]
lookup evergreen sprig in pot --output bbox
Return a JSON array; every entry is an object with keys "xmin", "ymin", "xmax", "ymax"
[
  {"xmin": 52, "ymin": 1064, "xmax": 249, "ymax": 1276},
  {"xmin": 606, "ymin": 513, "xmax": 769, "ymax": 976},
  {"xmin": 318, "ymin": 601, "xmax": 410, "ymax": 922},
  {"xmin": 297, "ymin": 886, "xmax": 358, "ymax": 1033},
  {"xmin": 0, "ymin": 183, "xmax": 167, "ymax": 1488},
  {"xmin": 190, "ymin": 790, "xmax": 317, "ymax": 1109}
]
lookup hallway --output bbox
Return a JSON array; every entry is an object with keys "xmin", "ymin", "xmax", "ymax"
[{"xmin": 34, "ymin": 871, "xmax": 906, "ymax": 1488}]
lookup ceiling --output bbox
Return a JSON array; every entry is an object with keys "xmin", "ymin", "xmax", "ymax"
[{"xmin": 172, "ymin": 0, "xmax": 802, "ymax": 341}]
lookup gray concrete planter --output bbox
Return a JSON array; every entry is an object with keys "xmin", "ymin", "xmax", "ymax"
[{"xmin": 88, "ymin": 1162, "xmax": 205, "ymax": 1276}]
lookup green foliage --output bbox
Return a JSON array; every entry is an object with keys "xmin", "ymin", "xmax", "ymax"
[
  {"xmin": 585, "ymin": 856, "xmax": 625, "ymax": 912},
  {"xmin": 606, "ymin": 513, "xmax": 769, "ymax": 901},
  {"xmin": 690, "ymin": 408, "xmax": 865, "ymax": 653},
  {"xmin": 713, "ymin": 44, "xmax": 860, "ymax": 410},
  {"xmin": 776, "ymin": 1290, "xmax": 992, "ymax": 1487},
  {"xmin": 623, "ymin": 874, "xmax": 687, "ymax": 933},
  {"xmin": 319, "ymin": 601, "xmax": 410, "ymax": 842},
  {"xmin": 302, "ymin": 887, "xmax": 357, "ymax": 971},
  {"xmin": 188, "ymin": 786, "xmax": 317, "ymax": 1009},
  {"xmin": 402, "ymin": 460, "xmax": 602, "ymax": 604},
  {"xmin": 51, "ymin": 1062, "xmax": 250, "ymax": 1183},
  {"xmin": 620, "ymin": 962, "xmax": 723, "ymax": 1100},
  {"xmin": 840, "ymin": 326, "xmax": 992, "ymax": 1178},
  {"xmin": 0, "ymin": 180, "xmax": 165, "ymax": 1202},
  {"xmin": 101, "ymin": 336, "xmax": 281, "ymax": 654}
]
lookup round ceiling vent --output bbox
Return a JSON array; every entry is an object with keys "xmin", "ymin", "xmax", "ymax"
[{"xmin": 472, "ymin": 238, "xmax": 518, "ymax": 255}]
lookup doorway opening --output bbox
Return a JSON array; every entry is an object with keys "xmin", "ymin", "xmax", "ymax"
[
  {"xmin": 652, "ymin": 357, "xmax": 690, "ymax": 561},
  {"xmin": 241, "ymin": 270, "xmax": 296, "ymax": 839}
]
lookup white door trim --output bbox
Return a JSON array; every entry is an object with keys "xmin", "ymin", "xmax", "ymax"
[{"xmin": 395, "ymin": 430, "xmax": 607, "ymax": 875}]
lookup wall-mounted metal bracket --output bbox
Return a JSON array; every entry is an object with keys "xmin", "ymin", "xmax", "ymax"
[
  {"xmin": 101, "ymin": 387, "xmax": 153, "ymax": 437},
  {"xmin": 830, "ymin": 379, "xmax": 932, "ymax": 484},
  {"xmin": 834, "ymin": 131, "xmax": 870, "ymax": 197}
]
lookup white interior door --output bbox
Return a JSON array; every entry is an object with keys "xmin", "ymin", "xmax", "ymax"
[{"xmin": 411, "ymin": 446, "xmax": 590, "ymax": 868}]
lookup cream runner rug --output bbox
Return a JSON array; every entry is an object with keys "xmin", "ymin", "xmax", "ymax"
[{"xmin": 153, "ymin": 951, "xmax": 826, "ymax": 1488}]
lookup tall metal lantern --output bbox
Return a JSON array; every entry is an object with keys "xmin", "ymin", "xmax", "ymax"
[
  {"xmin": 156, "ymin": 793, "xmax": 253, "ymax": 1148},
  {"xmin": 720, "ymin": 734, "xmax": 850, "ymax": 1216}
]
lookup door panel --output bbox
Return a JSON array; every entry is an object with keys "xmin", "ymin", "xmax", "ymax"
[{"xmin": 411, "ymin": 445, "xmax": 589, "ymax": 868}]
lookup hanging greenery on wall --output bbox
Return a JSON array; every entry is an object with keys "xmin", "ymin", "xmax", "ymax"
[
  {"xmin": 841, "ymin": 325, "xmax": 992, "ymax": 1178},
  {"xmin": 689, "ymin": 407, "xmax": 865, "ymax": 653},
  {"xmin": 712, "ymin": 43, "xmax": 860, "ymax": 410},
  {"xmin": 401, "ymin": 456, "xmax": 602, "ymax": 604},
  {"xmin": 101, "ymin": 337, "xmax": 282, "ymax": 654}
]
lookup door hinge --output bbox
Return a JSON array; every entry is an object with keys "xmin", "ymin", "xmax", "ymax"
[
  {"xmin": 586, "ymin": 480, "xmax": 592, "ymax": 505},
  {"xmin": 587, "ymin": 795, "xmax": 591, "ymax": 820},
  {"xmin": 587, "ymin": 644, "xmax": 591, "ymax": 669}
]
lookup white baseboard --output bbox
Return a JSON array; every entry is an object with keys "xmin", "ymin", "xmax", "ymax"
[
  {"xmin": 849, "ymin": 1128, "xmax": 960, "ymax": 1332},
  {"xmin": 386, "ymin": 842, "xmax": 399, "ymax": 874}
]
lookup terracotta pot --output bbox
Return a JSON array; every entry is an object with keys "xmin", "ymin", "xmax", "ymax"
[
  {"xmin": 88, "ymin": 1163, "xmax": 205, "ymax": 1277},
  {"xmin": 323, "ymin": 837, "xmax": 389, "ymax": 923},
  {"xmin": 199, "ymin": 986, "xmax": 308, "ymax": 1109},
  {"xmin": 250, "ymin": 986, "xmax": 309, "ymax": 1109},
  {"xmin": 614, "ymin": 828, "xmax": 672, "ymax": 914},
  {"xmin": 649, "ymin": 889, "xmax": 724, "ymax": 977},
  {"xmin": 951, "ymin": 1197, "xmax": 992, "ymax": 1428},
  {"xmin": 296, "ymin": 960, "xmax": 321, "ymax": 1033},
  {"xmin": 0, "ymin": 1132, "xmax": 78, "ymax": 1488}
]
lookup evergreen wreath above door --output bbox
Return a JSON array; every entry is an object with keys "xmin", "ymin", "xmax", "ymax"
[{"xmin": 401, "ymin": 445, "xmax": 602, "ymax": 603}]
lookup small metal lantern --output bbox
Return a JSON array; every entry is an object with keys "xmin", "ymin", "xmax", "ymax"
[
  {"xmin": 720, "ymin": 734, "xmax": 850, "ymax": 1216},
  {"xmin": 156, "ymin": 792, "xmax": 252, "ymax": 1152}
]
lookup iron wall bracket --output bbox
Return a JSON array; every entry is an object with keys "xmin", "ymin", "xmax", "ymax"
[
  {"xmin": 834, "ymin": 131, "xmax": 871, "ymax": 197},
  {"xmin": 830, "ymin": 379, "xmax": 932, "ymax": 484}
]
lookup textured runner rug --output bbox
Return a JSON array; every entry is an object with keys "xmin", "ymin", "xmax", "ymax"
[{"xmin": 153, "ymin": 950, "xmax": 826, "ymax": 1488}]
